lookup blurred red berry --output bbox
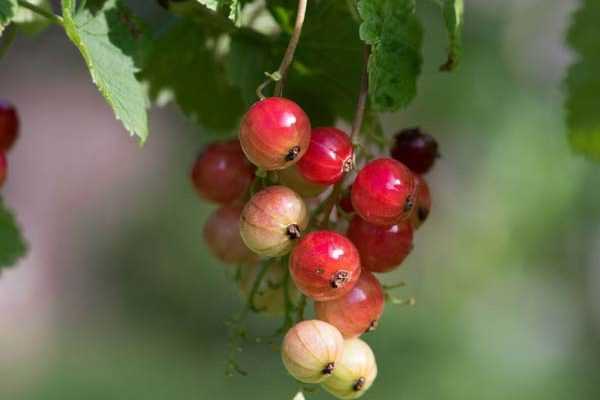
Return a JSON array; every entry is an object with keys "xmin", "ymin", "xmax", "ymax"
[
  {"xmin": 390, "ymin": 127, "xmax": 439, "ymax": 174},
  {"xmin": 0, "ymin": 101, "xmax": 19, "ymax": 152},
  {"xmin": 0, "ymin": 152, "xmax": 7, "ymax": 188},
  {"xmin": 203, "ymin": 205, "xmax": 257, "ymax": 265}
]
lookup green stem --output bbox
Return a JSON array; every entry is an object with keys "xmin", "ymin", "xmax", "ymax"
[
  {"xmin": 17, "ymin": 0, "xmax": 63, "ymax": 25},
  {"xmin": 0, "ymin": 25, "xmax": 17, "ymax": 60},
  {"xmin": 274, "ymin": 0, "xmax": 307, "ymax": 96}
]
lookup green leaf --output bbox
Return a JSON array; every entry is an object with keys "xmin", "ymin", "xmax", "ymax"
[
  {"xmin": 62, "ymin": 0, "xmax": 149, "ymax": 143},
  {"xmin": 439, "ymin": 0, "xmax": 463, "ymax": 71},
  {"xmin": 358, "ymin": 0, "xmax": 423, "ymax": 111},
  {"xmin": 13, "ymin": 0, "xmax": 52, "ymax": 36},
  {"xmin": 564, "ymin": 0, "xmax": 600, "ymax": 160},
  {"xmin": 0, "ymin": 0, "xmax": 18, "ymax": 36},
  {"xmin": 0, "ymin": 198, "xmax": 27, "ymax": 271}
]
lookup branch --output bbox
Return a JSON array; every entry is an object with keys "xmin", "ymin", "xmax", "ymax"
[
  {"xmin": 17, "ymin": 0, "xmax": 63, "ymax": 25},
  {"xmin": 274, "ymin": 0, "xmax": 308, "ymax": 96},
  {"xmin": 350, "ymin": 46, "xmax": 370, "ymax": 142}
]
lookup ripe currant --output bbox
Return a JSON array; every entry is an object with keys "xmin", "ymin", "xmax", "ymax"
[
  {"xmin": 0, "ymin": 101, "xmax": 19, "ymax": 152},
  {"xmin": 0, "ymin": 152, "xmax": 7, "ymax": 188},
  {"xmin": 281, "ymin": 320, "xmax": 344, "ymax": 383},
  {"xmin": 239, "ymin": 97, "xmax": 311, "ymax": 170},
  {"xmin": 191, "ymin": 140, "xmax": 255, "ymax": 204},
  {"xmin": 240, "ymin": 185, "xmax": 308, "ymax": 257},
  {"xmin": 203, "ymin": 205, "xmax": 257, "ymax": 265},
  {"xmin": 315, "ymin": 271, "xmax": 384, "ymax": 338},
  {"xmin": 338, "ymin": 188, "xmax": 354, "ymax": 214},
  {"xmin": 297, "ymin": 127, "xmax": 353, "ymax": 185},
  {"xmin": 410, "ymin": 175, "xmax": 431, "ymax": 229},
  {"xmin": 351, "ymin": 158, "xmax": 417, "ymax": 226},
  {"xmin": 390, "ymin": 127, "xmax": 440, "ymax": 174},
  {"xmin": 346, "ymin": 216, "xmax": 413, "ymax": 273},
  {"xmin": 289, "ymin": 231, "xmax": 361, "ymax": 301},
  {"xmin": 278, "ymin": 165, "xmax": 328, "ymax": 198}
]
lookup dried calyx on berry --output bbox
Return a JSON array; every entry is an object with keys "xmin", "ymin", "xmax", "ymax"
[
  {"xmin": 297, "ymin": 127, "xmax": 354, "ymax": 185},
  {"xmin": 390, "ymin": 127, "xmax": 440, "ymax": 174}
]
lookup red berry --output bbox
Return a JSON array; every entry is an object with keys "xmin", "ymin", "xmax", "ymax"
[
  {"xmin": 239, "ymin": 97, "xmax": 311, "ymax": 170},
  {"xmin": 351, "ymin": 158, "xmax": 417, "ymax": 226},
  {"xmin": 338, "ymin": 189, "xmax": 354, "ymax": 214},
  {"xmin": 191, "ymin": 140, "xmax": 255, "ymax": 204},
  {"xmin": 315, "ymin": 271, "xmax": 384, "ymax": 338},
  {"xmin": 347, "ymin": 216, "xmax": 413, "ymax": 273},
  {"xmin": 410, "ymin": 175, "xmax": 431, "ymax": 229},
  {"xmin": 0, "ymin": 152, "xmax": 7, "ymax": 188},
  {"xmin": 390, "ymin": 127, "xmax": 439, "ymax": 174},
  {"xmin": 203, "ymin": 205, "xmax": 257, "ymax": 265},
  {"xmin": 279, "ymin": 165, "xmax": 328, "ymax": 198},
  {"xmin": 0, "ymin": 101, "xmax": 19, "ymax": 152},
  {"xmin": 290, "ymin": 231, "xmax": 361, "ymax": 301},
  {"xmin": 297, "ymin": 127, "xmax": 353, "ymax": 185}
]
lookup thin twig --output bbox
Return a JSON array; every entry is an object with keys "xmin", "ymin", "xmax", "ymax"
[
  {"xmin": 274, "ymin": 0, "xmax": 308, "ymax": 96},
  {"xmin": 0, "ymin": 25, "xmax": 17, "ymax": 60},
  {"xmin": 350, "ymin": 45, "xmax": 370, "ymax": 142},
  {"xmin": 17, "ymin": 0, "xmax": 63, "ymax": 25}
]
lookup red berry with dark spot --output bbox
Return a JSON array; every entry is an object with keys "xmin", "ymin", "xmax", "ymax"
[
  {"xmin": 347, "ymin": 216, "xmax": 413, "ymax": 273},
  {"xmin": 390, "ymin": 127, "xmax": 439, "ymax": 174},
  {"xmin": 191, "ymin": 140, "xmax": 255, "ymax": 204},
  {"xmin": 351, "ymin": 158, "xmax": 417, "ymax": 226},
  {"xmin": 240, "ymin": 97, "xmax": 311, "ymax": 170},
  {"xmin": 290, "ymin": 231, "xmax": 361, "ymax": 301},
  {"xmin": 0, "ymin": 152, "xmax": 7, "ymax": 188},
  {"xmin": 410, "ymin": 175, "xmax": 431, "ymax": 229},
  {"xmin": 315, "ymin": 271, "xmax": 384, "ymax": 338},
  {"xmin": 0, "ymin": 101, "xmax": 19, "ymax": 152},
  {"xmin": 203, "ymin": 205, "xmax": 257, "ymax": 265},
  {"xmin": 297, "ymin": 127, "xmax": 353, "ymax": 185}
]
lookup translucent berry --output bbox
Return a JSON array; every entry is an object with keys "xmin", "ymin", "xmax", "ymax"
[
  {"xmin": 203, "ymin": 205, "xmax": 257, "ymax": 265},
  {"xmin": 279, "ymin": 165, "xmax": 328, "ymax": 198},
  {"xmin": 239, "ymin": 97, "xmax": 311, "ymax": 170},
  {"xmin": 0, "ymin": 101, "xmax": 19, "ymax": 152},
  {"xmin": 240, "ymin": 186, "xmax": 308, "ymax": 257},
  {"xmin": 390, "ymin": 127, "xmax": 439, "ymax": 174},
  {"xmin": 346, "ymin": 216, "xmax": 413, "ymax": 273},
  {"xmin": 281, "ymin": 320, "xmax": 344, "ymax": 383},
  {"xmin": 0, "ymin": 152, "xmax": 6, "ymax": 188},
  {"xmin": 410, "ymin": 175, "xmax": 431, "ymax": 229},
  {"xmin": 297, "ymin": 127, "xmax": 353, "ymax": 185},
  {"xmin": 315, "ymin": 271, "xmax": 384, "ymax": 338},
  {"xmin": 351, "ymin": 158, "xmax": 417, "ymax": 226},
  {"xmin": 290, "ymin": 231, "xmax": 361, "ymax": 301}
]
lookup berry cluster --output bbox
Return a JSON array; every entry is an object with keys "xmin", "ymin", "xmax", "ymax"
[
  {"xmin": 0, "ymin": 101, "xmax": 20, "ymax": 189},
  {"xmin": 192, "ymin": 97, "xmax": 439, "ymax": 399}
]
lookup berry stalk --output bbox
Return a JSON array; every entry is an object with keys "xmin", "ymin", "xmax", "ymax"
[{"xmin": 274, "ymin": 0, "xmax": 308, "ymax": 96}]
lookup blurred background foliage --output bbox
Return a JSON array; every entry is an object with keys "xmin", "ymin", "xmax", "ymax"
[{"xmin": 1, "ymin": 0, "xmax": 600, "ymax": 399}]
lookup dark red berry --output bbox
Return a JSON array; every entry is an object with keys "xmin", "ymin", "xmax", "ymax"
[
  {"xmin": 0, "ymin": 152, "xmax": 7, "ymax": 188},
  {"xmin": 290, "ymin": 231, "xmax": 361, "ymax": 301},
  {"xmin": 347, "ymin": 216, "xmax": 413, "ymax": 273},
  {"xmin": 239, "ymin": 97, "xmax": 311, "ymax": 170},
  {"xmin": 297, "ymin": 127, "xmax": 353, "ymax": 185},
  {"xmin": 339, "ymin": 190, "xmax": 354, "ymax": 214},
  {"xmin": 203, "ymin": 205, "xmax": 257, "ymax": 265},
  {"xmin": 390, "ymin": 127, "xmax": 439, "ymax": 174},
  {"xmin": 351, "ymin": 158, "xmax": 417, "ymax": 226},
  {"xmin": 191, "ymin": 140, "xmax": 255, "ymax": 204},
  {"xmin": 315, "ymin": 271, "xmax": 384, "ymax": 338},
  {"xmin": 410, "ymin": 175, "xmax": 431, "ymax": 229},
  {"xmin": 0, "ymin": 101, "xmax": 19, "ymax": 152}
]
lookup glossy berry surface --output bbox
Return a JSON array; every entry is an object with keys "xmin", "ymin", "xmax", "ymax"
[
  {"xmin": 191, "ymin": 140, "xmax": 255, "ymax": 204},
  {"xmin": 315, "ymin": 271, "xmax": 384, "ymax": 338},
  {"xmin": 346, "ymin": 216, "xmax": 413, "ymax": 273},
  {"xmin": 290, "ymin": 231, "xmax": 361, "ymax": 301},
  {"xmin": 240, "ymin": 185, "xmax": 308, "ymax": 257},
  {"xmin": 0, "ymin": 101, "xmax": 19, "ymax": 152},
  {"xmin": 411, "ymin": 175, "xmax": 431, "ymax": 229},
  {"xmin": 279, "ymin": 165, "xmax": 328, "ymax": 198},
  {"xmin": 297, "ymin": 127, "xmax": 353, "ymax": 185},
  {"xmin": 203, "ymin": 205, "xmax": 257, "ymax": 265},
  {"xmin": 239, "ymin": 97, "xmax": 311, "ymax": 170},
  {"xmin": 390, "ymin": 127, "xmax": 439, "ymax": 174},
  {"xmin": 0, "ymin": 152, "xmax": 7, "ymax": 188},
  {"xmin": 351, "ymin": 158, "xmax": 417, "ymax": 226}
]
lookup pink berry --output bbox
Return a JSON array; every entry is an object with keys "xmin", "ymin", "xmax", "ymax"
[
  {"xmin": 297, "ymin": 127, "xmax": 353, "ymax": 185},
  {"xmin": 351, "ymin": 158, "xmax": 417, "ymax": 226},
  {"xmin": 203, "ymin": 205, "xmax": 257, "ymax": 265},
  {"xmin": 0, "ymin": 101, "xmax": 19, "ymax": 152},
  {"xmin": 390, "ymin": 127, "xmax": 439, "ymax": 174},
  {"xmin": 410, "ymin": 175, "xmax": 431, "ymax": 229},
  {"xmin": 0, "ymin": 152, "xmax": 6, "ymax": 188},
  {"xmin": 239, "ymin": 97, "xmax": 311, "ymax": 170},
  {"xmin": 315, "ymin": 271, "xmax": 384, "ymax": 338},
  {"xmin": 191, "ymin": 140, "xmax": 255, "ymax": 204},
  {"xmin": 290, "ymin": 231, "xmax": 361, "ymax": 301}
]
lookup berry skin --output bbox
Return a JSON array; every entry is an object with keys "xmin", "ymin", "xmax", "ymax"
[
  {"xmin": 290, "ymin": 231, "xmax": 361, "ymax": 301},
  {"xmin": 410, "ymin": 175, "xmax": 431, "ymax": 229},
  {"xmin": 281, "ymin": 320, "xmax": 344, "ymax": 383},
  {"xmin": 279, "ymin": 165, "xmax": 328, "ymax": 198},
  {"xmin": 351, "ymin": 158, "xmax": 418, "ymax": 226},
  {"xmin": 390, "ymin": 127, "xmax": 439, "ymax": 174},
  {"xmin": 203, "ymin": 205, "xmax": 257, "ymax": 265},
  {"xmin": 297, "ymin": 127, "xmax": 353, "ymax": 185},
  {"xmin": 321, "ymin": 338, "xmax": 378, "ymax": 399},
  {"xmin": 0, "ymin": 101, "xmax": 19, "ymax": 152},
  {"xmin": 240, "ymin": 186, "xmax": 308, "ymax": 257},
  {"xmin": 0, "ymin": 152, "xmax": 7, "ymax": 188},
  {"xmin": 239, "ymin": 97, "xmax": 311, "ymax": 170},
  {"xmin": 315, "ymin": 271, "xmax": 384, "ymax": 338},
  {"xmin": 191, "ymin": 140, "xmax": 255, "ymax": 204},
  {"xmin": 346, "ymin": 216, "xmax": 413, "ymax": 273}
]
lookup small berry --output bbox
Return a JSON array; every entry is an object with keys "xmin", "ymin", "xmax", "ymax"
[
  {"xmin": 410, "ymin": 175, "xmax": 431, "ymax": 229},
  {"xmin": 321, "ymin": 338, "xmax": 378, "ymax": 399},
  {"xmin": 0, "ymin": 152, "xmax": 7, "ymax": 188},
  {"xmin": 191, "ymin": 140, "xmax": 255, "ymax": 204},
  {"xmin": 279, "ymin": 165, "xmax": 328, "ymax": 198},
  {"xmin": 203, "ymin": 205, "xmax": 257, "ymax": 265},
  {"xmin": 239, "ymin": 97, "xmax": 311, "ymax": 170},
  {"xmin": 390, "ymin": 127, "xmax": 439, "ymax": 174},
  {"xmin": 351, "ymin": 158, "xmax": 417, "ymax": 226},
  {"xmin": 0, "ymin": 101, "xmax": 19, "ymax": 152},
  {"xmin": 338, "ymin": 189, "xmax": 354, "ymax": 213},
  {"xmin": 281, "ymin": 320, "xmax": 344, "ymax": 383},
  {"xmin": 290, "ymin": 231, "xmax": 361, "ymax": 301},
  {"xmin": 240, "ymin": 186, "xmax": 308, "ymax": 257},
  {"xmin": 297, "ymin": 127, "xmax": 353, "ymax": 185},
  {"xmin": 346, "ymin": 216, "xmax": 413, "ymax": 273},
  {"xmin": 315, "ymin": 271, "xmax": 384, "ymax": 338}
]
